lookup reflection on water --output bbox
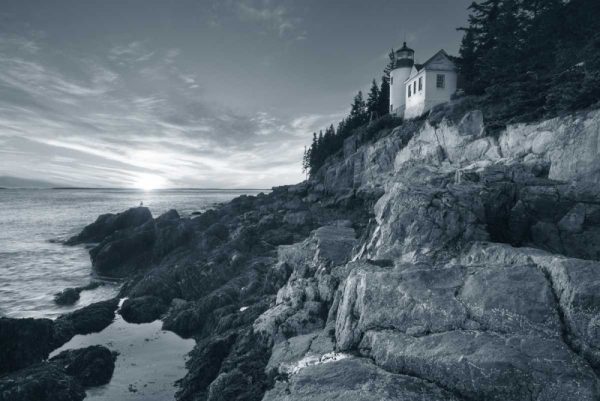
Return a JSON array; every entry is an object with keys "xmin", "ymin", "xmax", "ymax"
[{"xmin": 51, "ymin": 303, "xmax": 195, "ymax": 401}]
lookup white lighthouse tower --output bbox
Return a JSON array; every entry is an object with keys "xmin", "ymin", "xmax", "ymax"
[{"xmin": 389, "ymin": 42, "xmax": 414, "ymax": 116}]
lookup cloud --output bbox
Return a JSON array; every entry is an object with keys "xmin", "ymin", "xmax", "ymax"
[
  {"xmin": 108, "ymin": 41, "xmax": 155, "ymax": 64},
  {"xmin": 212, "ymin": 0, "xmax": 307, "ymax": 41},
  {"xmin": 0, "ymin": 34, "xmax": 332, "ymax": 188}
]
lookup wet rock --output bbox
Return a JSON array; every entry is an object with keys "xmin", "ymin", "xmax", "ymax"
[
  {"xmin": 66, "ymin": 206, "xmax": 152, "ymax": 245},
  {"xmin": 49, "ymin": 345, "xmax": 117, "ymax": 387},
  {"xmin": 162, "ymin": 299, "xmax": 205, "ymax": 338},
  {"xmin": 53, "ymin": 298, "xmax": 119, "ymax": 346},
  {"xmin": 119, "ymin": 296, "xmax": 168, "ymax": 324},
  {"xmin": 53, "ymin": 282, "xmax": 104, "ymax": 306},
  {"xmin": 0, "ymin": 299, "xmax": 118, "ymax": 377},
  {"xmin": 54, "ymin": 288, "xmax": 80, "ymax": 305},
  {"xmin": 0, "ymin": 345, "xmax": 116, "ymax": 401},
  {"xmin": 0, "ymin": 317, "xmax": 55, "ymax": 375},
  {"xmin": 0, "ymin": 363, "xmax": 85, "ymax": 401},
  {"xmin": 88, "ymin": 210, "xmax": 193, "ymax": 278},
  {"xmin": 89, "ymin": 223, "xmax": 156, "ymax": 277}
]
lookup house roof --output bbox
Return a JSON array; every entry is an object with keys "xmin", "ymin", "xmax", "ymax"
[
  {"xmin": 419, "ymin": 49, "xmax": 455, "ymax": 71},
  {"xmin": 405, "ymin": 49, "xmax": 456, "ymax": 82}
]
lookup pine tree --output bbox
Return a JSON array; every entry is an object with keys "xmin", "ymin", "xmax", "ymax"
[
  {"xmin": 458, "ymin": 0, "xmax": 502, "ymax": 93},
  {"xmin": 349, "ymin": 91, "xmax": 367, "ymax": 127},
  {"xmin": 382, "ymin": 49, "xmax": 396, "ymax": 83},
  {"xmin": 457, "ymin": 27, "xmax": 479, "ymax": 94},
  {"xmin": 308, "ymin": 132, "xmax": 318, "ymax": 174},
  {"xmin": 378, "ymin": 78, "xmax": 390, "ymax": 116},
  {"xmin": 366, "ymin": 79, "xmax": 380, "ymax": 118},
  {"xmin": 302, "ymin": 146, "xmax": 310, "ymax": 177}
]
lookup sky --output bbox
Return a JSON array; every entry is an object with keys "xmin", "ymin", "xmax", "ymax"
[{"xmin": 0, "ymin": 0, "xmax": 472, "ymax": 189}]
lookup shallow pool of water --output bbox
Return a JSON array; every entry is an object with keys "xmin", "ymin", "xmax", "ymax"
[{"xmin": 51, "ymin": 304, "xmax": 195, "ymax": 401}]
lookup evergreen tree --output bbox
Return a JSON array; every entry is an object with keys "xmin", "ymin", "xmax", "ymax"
[
  {"xmin": 349, "ymin": 91, "xmax": 367, "ymax": 127},
  {"xmin": 458, "ymin": 0, "xmax": 502, "ymax": 94},
  {"xmin": 456, "ymin": 28, "xmax": 479, "ymax": 94},
  {"xmin": 308, "ymin": 132, "xmax": 318, "ymax": 174},
  {"xmin": 378, "ymin": 77, "xmax": 390, "ymax": 116},
  {"xmin": 457, "ymin": 0, "xmax": 600, "ymax": 124},
  {"xmin": 382, "ymin": 49, "xmax": 396, "ymax": 83},
  {"xmin": 366, "ymin": 79, "xmax": 381, "ymax": 118}
]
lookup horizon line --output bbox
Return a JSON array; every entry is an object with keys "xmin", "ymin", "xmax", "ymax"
[{"xmin": 0, "ymin": 186, "xmax": 273, "ymax": 191}]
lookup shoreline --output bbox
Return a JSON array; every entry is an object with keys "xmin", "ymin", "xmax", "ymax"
[{"xmin": 4, "ymin": 106, "xmax": 600, "ymax": 400}]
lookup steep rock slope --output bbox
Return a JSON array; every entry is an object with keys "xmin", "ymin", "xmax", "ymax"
[
  {"xmin": 263, "ymin": 106, "xmax": 600, "ymax": 401},
  {"xmin": 34, "ymin": 104, "xmax": 600, "ymax": 401}
]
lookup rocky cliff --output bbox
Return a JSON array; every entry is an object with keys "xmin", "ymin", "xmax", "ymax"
[
  {"xmin": 261, "ymin": 104, "xmax": 600, "ymax": 401},
  {"xmin": 4, "ymin": 102, "xmax": 600, "ymax": 401}
]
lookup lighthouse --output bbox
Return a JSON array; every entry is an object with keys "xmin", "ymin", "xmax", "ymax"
[{"xmin": 389, "ymin": 42, "xmax": 414, "ymax": 116}]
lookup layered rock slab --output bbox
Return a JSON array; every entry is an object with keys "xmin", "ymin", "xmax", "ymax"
[
  {"xmin": 361, "ymin": 330, "xmax": 599, "ymax": 401},
  {"xmin": 263, "ymin": 357, "xmax": 461, "ymax": 401}
]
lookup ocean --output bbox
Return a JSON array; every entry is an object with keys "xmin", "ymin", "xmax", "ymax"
[
  {"xmin": 0, "ymin": 188, "xmax": 264, "ymax": 319},
  {"xmin": 0, "ymin": 188, "xmax": 264, "ymax": 400}
]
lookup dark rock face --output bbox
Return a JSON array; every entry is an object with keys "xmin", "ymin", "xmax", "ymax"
[
  {"xmin": 0, "ymin": 345, "xmax": 116, "ymax": 401},
  {"xmin": 0, "ymin": 299, "xmax": 119, "ymax": 379},
  {"xmin": 53, "ymin": 298, "xmax": 119, "ymax": 346},
  {"xmin": 89, "ymin": 223, "xmax": 157, "ymax": 277},
  {"xmin": 0, "ymin": 363, "xmax": 85, "ymax": 401},
  {"xmin": 49, "ymin": 345, "xmax": 117, "ymax": 387},
  {"xmin": 54, "ymin": 288, "xmax": 81, "ymax": 305},
  {"xmin": 53, "ymin": 282, "xmax": 104, "ymax": 306},
  {"xmin": 0, "ymin": 317, "xmax": 55, "ymax": 375},
  {"xmin": 119, "ymin": 296, "xmax": 168, "ymax": 323},
  {"xmin": 78, "ymin": 209, "xmax": 193, "ymax": 278},
  {"xmin": 66, "ymin": 206, "xmax": 152, "ymax": 245}
]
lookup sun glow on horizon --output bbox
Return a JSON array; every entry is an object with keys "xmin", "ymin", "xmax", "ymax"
[{"xmin": 133, "ymin": 173, "xmax": 168, "ymax": 191}]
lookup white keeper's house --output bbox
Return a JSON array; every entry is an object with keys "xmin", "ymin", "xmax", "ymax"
[{"xmin": 389, "ymin": 42, "xmax": 458, "ymax": 119}]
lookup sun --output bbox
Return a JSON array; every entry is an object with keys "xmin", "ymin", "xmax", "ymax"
[{"xmin": 134, "ymin": 174, "xmax": 167, "ymax": 191}]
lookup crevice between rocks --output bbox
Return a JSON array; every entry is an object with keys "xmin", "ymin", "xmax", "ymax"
[
  {"xmin": 537, "ymin": 264, "xmax": 600, "ymax": 379},
  {"xmin": 358, "ymin": 351, "xmax": 477, "ymax": 401}
]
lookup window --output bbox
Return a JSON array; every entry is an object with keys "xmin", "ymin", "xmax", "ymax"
[
  {"xmin": 390, "ymin": 77, "xmax": 393, "ymax": 85},
  {"xmin": 408, "ymin": 85, "xmax": 411, "ymax": 97},
  {"xmin": 436, "ymin": 74, "xmax": 445, "ymax": 89},
  {"xmin": 413, "ymin": 81, "xmax": 417, "ymax": 93},
  {"xmin": 418, "ymin": 77, "xmax": 423, "ymax": 91},
  {"xmin": 390, "ymin": 104, "xmax": 393, "ymax": 112}
]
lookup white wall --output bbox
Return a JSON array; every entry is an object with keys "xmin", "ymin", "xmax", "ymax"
[
  {"xmin": 404, "ymin": 71, "xmax": 426, "ymax": 118},
  {"xmin": 404, "ymin": 69, "xmax": 457, "ymax": 119},
  {"xmin": 389, "ymin": 66, "xmax": 411, "ymax": 115}
]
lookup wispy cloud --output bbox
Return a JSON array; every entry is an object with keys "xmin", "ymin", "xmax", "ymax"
[
  {"xmin": 212, "ymin": 0, "xmax": 307, "ymax": 42},
  {"xmin": 0, "ymin": 33, "xmax": 330, "ymax": 188}
]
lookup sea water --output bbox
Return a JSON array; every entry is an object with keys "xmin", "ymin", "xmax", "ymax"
[
  {"xmin": 0, "ymin": 188, "xmax": 263, "ymax": 318},
  {"xmin": 0, "ymin": 188, "xmax": 264, "ymax": 400}
]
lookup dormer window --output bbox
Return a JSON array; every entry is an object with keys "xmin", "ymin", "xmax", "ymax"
[{"xmin": 436, "ymin": 74, "xmax": 445, "ymax": 89}]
